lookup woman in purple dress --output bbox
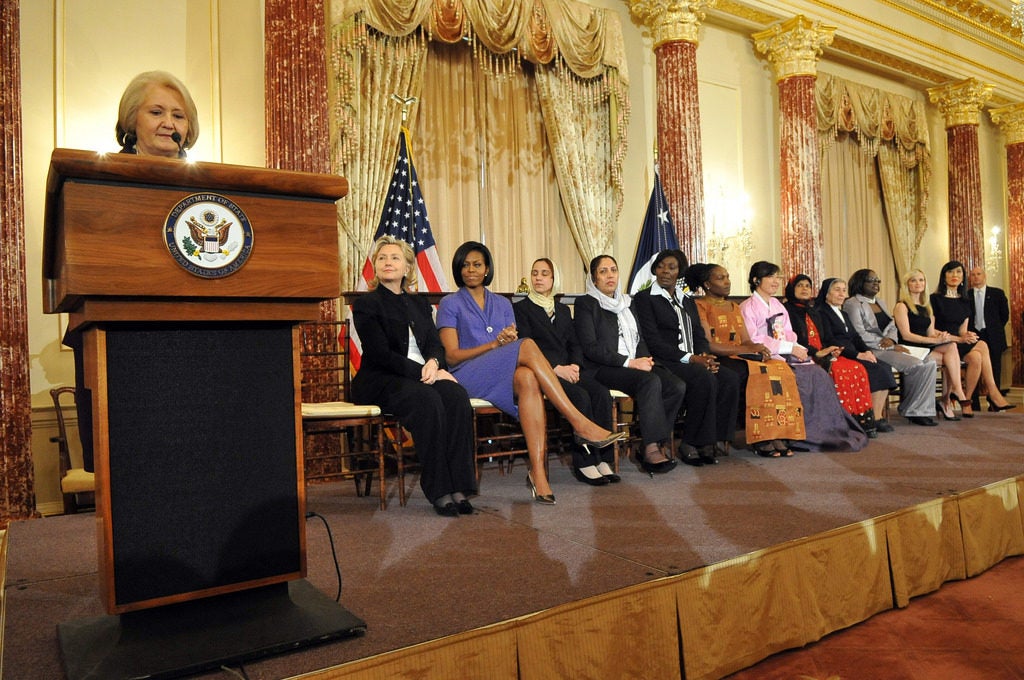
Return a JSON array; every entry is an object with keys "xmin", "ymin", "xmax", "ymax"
[{"xmin": 436, "ymin": 242, "xmax": 623, "ymax": 505}]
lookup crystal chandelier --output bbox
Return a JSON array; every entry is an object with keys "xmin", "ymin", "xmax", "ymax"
[{"xmin": 1014, "ymin": 0, "xmax": 1024, "ymax": 31}]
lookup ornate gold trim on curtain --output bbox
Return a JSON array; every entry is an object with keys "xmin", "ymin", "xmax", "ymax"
[
  {"xmin": 816, "ymin": 72, "xmax": 931, "ymax": 278},
  {"xmin": 328, "ymin": 0, "xmax": 630, "ymax": 287},
  {"xmin": 332, "ymin": 0, "xmax": 629, "ymax": 81}
]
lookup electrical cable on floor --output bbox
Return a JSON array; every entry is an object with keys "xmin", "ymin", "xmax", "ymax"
[
  {"xmin": 219, "ymin": 665, "xmax": 249, "ymax": 680},
  {"xmin": 306, "ymin": 511, "xmax": 343, "ymax": 601}
]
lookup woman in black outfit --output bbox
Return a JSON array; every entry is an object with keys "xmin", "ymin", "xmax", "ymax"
[
  {"xmin": 930, "ymin": 261, "xmax": 1014, "ymax": 413},
  {"xmin": 808, "ymin": 276, "xmax": 897, "ymax": 433},
  {"xmin": 351, "ymin": 236, "xmax": 477, "ymax": 516},
  {"xmin": 631, "ymin": 249, "xmax": 740, "ymax": 465},
  {"xmin": 573, "ymin": 255, "xmax": 686, "ymax": 474},
  {"xmin": 514, "ymin": 258, "xmax": 617, "ymax": 485}
]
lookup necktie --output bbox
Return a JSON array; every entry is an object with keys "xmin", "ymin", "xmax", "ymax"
[
  {"xmin": 975, "ymin": 289, "xmax": 985, "ymax": 330},
  {"xmin": 672, "ymin": 294, "xmax": 693, "ymax": 352}
]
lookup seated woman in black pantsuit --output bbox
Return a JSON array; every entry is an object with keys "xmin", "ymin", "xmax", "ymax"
[
  {"xmin": 631, "ymin": 249, "xmax": 741, "ymax": 465},
  {"xmin": 351, "ymin": 236, "xmax": 477, "ymax": 517},
  {"xmin": 573, "ymin": 255, "xmax": 686, "ymax": 475},
  {"xmin": 514, "ymin": 258, "xmax": 617, "ymax": 486}
]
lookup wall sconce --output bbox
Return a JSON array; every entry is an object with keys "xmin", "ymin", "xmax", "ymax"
[
  {"xmin": 985, "ymin": 225, "xmax": 1002, "ymax": 274},
  {"xmin": 707, "ymin": 187, "xmax": 754, "ymax": 270}
]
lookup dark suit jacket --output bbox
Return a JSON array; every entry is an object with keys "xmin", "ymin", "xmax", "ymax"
[
  {"xmin": 630, "ymin": 287, "xmax": 710, "ymax": 363},
  {"xmin": 513, "ymin": 298, "xmax": 582, "ymax": 368},
  {"xmin": 573, "ymin": 294, "xmax": 651, "ymax": 371},
  {"xmin": 970, "ymin": 286, "xmax": 1009, "ymax": 354},
  {"xmin": 350, "ymin": 285, "xmax": 446, "ymax": 404},
  {"xmin": 814, "ymin": 304, "xmax": 872, "ymax": 360}
]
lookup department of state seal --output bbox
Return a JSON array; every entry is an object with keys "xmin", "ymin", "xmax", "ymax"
[{"xmin": 164, "ymin": 193, "xmax": 254, "ymax": 278}]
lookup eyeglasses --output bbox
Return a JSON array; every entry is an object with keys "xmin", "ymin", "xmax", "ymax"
[{"xmin": 865, "ymin": 278, "xmax": 882, "ymax": 284}]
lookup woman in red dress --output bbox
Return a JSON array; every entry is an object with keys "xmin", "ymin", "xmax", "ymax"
[{"xmin": 784, "ymin": 275, "xmax": 881, "ymax": 437}]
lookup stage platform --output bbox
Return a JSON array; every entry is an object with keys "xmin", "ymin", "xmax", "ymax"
[{"xmin": 4, "ymin": 409, "xmax": 1023, "ymax": 679}]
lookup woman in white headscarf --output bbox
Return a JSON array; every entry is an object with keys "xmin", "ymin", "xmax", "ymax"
[{"xmin": 572, "ymin": 255, "xmax": 687, "ymax": 474}]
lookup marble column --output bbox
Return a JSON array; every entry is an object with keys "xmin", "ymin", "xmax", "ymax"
[
  {"xmin": 753, "ymin": 16, "xmax": 834, "ymax": 283},
  {"xmin": 0, "ymin": 0, "xmax": 36, "ymax": 524},
  {"xmin": 927, "ymin": 78, "xmax": 994, "ymax": 271},
  {"xmin": 265, "ymin": 0, "xmax": 334, "ymax": 322},
  {"xmin": 628, "ymin": 0, "xmax": 715, "ymax": 261},
  {"xmin": 990, "ymin": 103, "xmax": 1024, "ymax": 386}
]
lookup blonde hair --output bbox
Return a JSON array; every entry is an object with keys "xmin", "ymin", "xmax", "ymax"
[
  {"xmin": 898, "ymin": 268, "xmax": 932, "ymax": 316},
  {"xmin": 116, "ymin": 71, "xmax": 199, "ymax": 151},
  {"xmin": 368, "ymin": 235, "xmax": 418, "ymax": 292}
]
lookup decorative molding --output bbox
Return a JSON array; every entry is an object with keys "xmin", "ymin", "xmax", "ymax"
[
  {"xmin": 627, "ymin": 0, "xmax": 718, "ymax": 47},
  {"xmin": 752, "ymin": 15, "xmax": 836, "ymax": 81},
  {"xmin": 709, "ymin": 1, "xmax": 1023, "ymax": 104},
  {"xmin": 990, "ymin": 102, "xmax": 1024, "ymax": 145},
  {"xmin": 928, "ymin": 77, "xmax": 996, "ymax": 126},
  {"xmin": 924, "ymin": 0, "xmax": 1023, "ymax": 45}
]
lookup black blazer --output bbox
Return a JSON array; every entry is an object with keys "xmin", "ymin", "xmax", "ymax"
[
  {"xmin": 815, "ymin": 304, "xmax": 871, "ymax": 360},
  {"xmin": 350, "ymin": 286, "xmax": 446, "ymax": 403},
  {"xmin": 513, "ymin": 298, "xmax": 582, "ymax": 367},
  {"xmin": 630, "ymin": 287, "xmax": 710, "ymax": 363},
  {"xmin": 573, "ymin": 294, "xmax": 651, "ymax": 370},
  {"xmin": 970, "ymin": 286, "xmax": 1009, "ymax": 354}
]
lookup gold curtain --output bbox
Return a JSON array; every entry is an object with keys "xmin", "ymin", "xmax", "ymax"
[
  {"xmin": 817, "ymin": 72, "xmax": 931, "ymax": 285},
  {"xmin": 327, "ymin": 0, "xmax": 629, "ymax": 290}
]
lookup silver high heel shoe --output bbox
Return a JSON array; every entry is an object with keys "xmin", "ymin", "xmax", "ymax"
[{"xmin": 526, "ymin": 474, "xmax": 556, "ymax": 505}]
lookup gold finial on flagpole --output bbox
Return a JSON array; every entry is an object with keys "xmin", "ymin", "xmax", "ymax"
[{"xmin": 391, "ymin": 94, "xmax": 418, "ymax": 123}]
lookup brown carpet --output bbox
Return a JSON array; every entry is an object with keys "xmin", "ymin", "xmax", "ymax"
[{"xmin": 3, "ymin": 410, "xmax": 1023, "ymax": 679}]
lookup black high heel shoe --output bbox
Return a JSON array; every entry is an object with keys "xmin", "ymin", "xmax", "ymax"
[
  {"xmin": 572, "ymin": 465, "xmax": 610, "ymax": 486},
  {"xmin": 958, "ymin": 399, "xmax": 974, "ymax": 418},
  {"xmin": 988, "ymin": 401, "xmax": 1017, "ymax": 412},
  {"xmin": 574, "ymin": 431, "xmax": 625, "ymax": 450},
  {"xmin": 636, "ymin": 449, "xmax": 677, "ymax": 475},
  {"xmin": 526, "ymin": 474, "xmax": 556, "ymax": 505}
]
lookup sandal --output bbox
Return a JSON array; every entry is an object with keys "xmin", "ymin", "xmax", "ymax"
[
  {"xmin": 773, "ymin": 439, "xmax": 794, "ymax": 457},
  {"xmin": 754, "ymin": 441, "xmax": 780, "ymax": 458}
]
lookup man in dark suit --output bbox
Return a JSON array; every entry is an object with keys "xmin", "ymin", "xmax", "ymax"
[{"xmin": 968, "ymin": 267, "xmax": 1010, "ymax": 405}]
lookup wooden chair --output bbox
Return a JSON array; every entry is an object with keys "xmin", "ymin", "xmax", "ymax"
[
  {"xmin": 299, "ymin": 320, "xmax": 408, "ymax": 509},
  {"xmin": 49, "ymin": 387, "xmax": 96, "ymax": 514},
  {"xmin": 470, "ymin": 399, "xmax": 531, "ymax": 484}
]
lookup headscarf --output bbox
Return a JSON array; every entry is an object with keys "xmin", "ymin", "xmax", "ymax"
[
  {"xmin": 784, "ymin": 274, "xmax": 813, "ymax": 309},
  {"xmin": 816, "ymin": 277, "xmax": 841, "ymax": 309},
  {"xmin": 527, "ymin": 260, "xmax": 559, "ymax": 318},
  {"xmin": 586, "ymin": 276, "xmax": 640, "ymax": 358}
]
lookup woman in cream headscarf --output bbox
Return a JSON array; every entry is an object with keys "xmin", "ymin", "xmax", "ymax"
[{"xmin": 514, "ymin": 258, "xmax": 617, "ymax": 485}]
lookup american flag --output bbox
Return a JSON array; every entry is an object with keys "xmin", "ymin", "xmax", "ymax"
[
  {"xmin": 627, "ymin": 162, "xmax": 679, "ymax": 295},
  {"xmin": 349, "ymin": 127, "xmax": 449, "ymax": 371}
]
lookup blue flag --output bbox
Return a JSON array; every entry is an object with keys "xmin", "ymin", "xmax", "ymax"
[{"xmin": 627, "ymin": 164, "xmax": 678, "ymax": 294}]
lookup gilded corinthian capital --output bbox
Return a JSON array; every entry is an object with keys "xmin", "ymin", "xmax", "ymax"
[
  {"xmin": 927, "ymin": 79, "xmax": 995, "ymax": 128},
  {"xmin": 752, "ymin": 15, "xmax": 835, "ymax": 81},
  {"xmin": 628, "ymin": 0, "xmax": 717, "ymax": 48},
  {"xmin": 990, "ymin": 103, "xmax": 1024, "ymax": 145}
]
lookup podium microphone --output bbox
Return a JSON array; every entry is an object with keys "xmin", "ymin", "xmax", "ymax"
[{"xmin": 171, "ymin": 131, "xmax": 185, "ymax": 159}]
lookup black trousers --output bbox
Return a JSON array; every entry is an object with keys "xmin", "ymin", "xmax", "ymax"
[
  {"xmin": 363, "ymin": 376, "xmax": 476, "ymax": 504},
  {"xmin": 559, "ymin": 375, "xmax": 614, "ymax": 467},
  {"xmin": 586, "ymin": 365, "xmax": 685, "ymax": 446},
  {"xmin": 658, "ymin": 361, "xmax": 741, "ymax": 447}
]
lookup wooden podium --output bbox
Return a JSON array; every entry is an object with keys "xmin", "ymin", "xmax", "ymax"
[{"xmin": 43, "ymin": 149, "xmax": 365, "ymax": 679}]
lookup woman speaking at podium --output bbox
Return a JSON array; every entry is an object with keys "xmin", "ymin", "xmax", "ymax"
[{"xmin": 64, "ymin": 71, "xmax": 199, "ymax": 471}]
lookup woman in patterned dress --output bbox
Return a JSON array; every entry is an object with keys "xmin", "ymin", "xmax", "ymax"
[{"xmin": 784, "ymin": 274, "xmax": 886, "ymax": 437}]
